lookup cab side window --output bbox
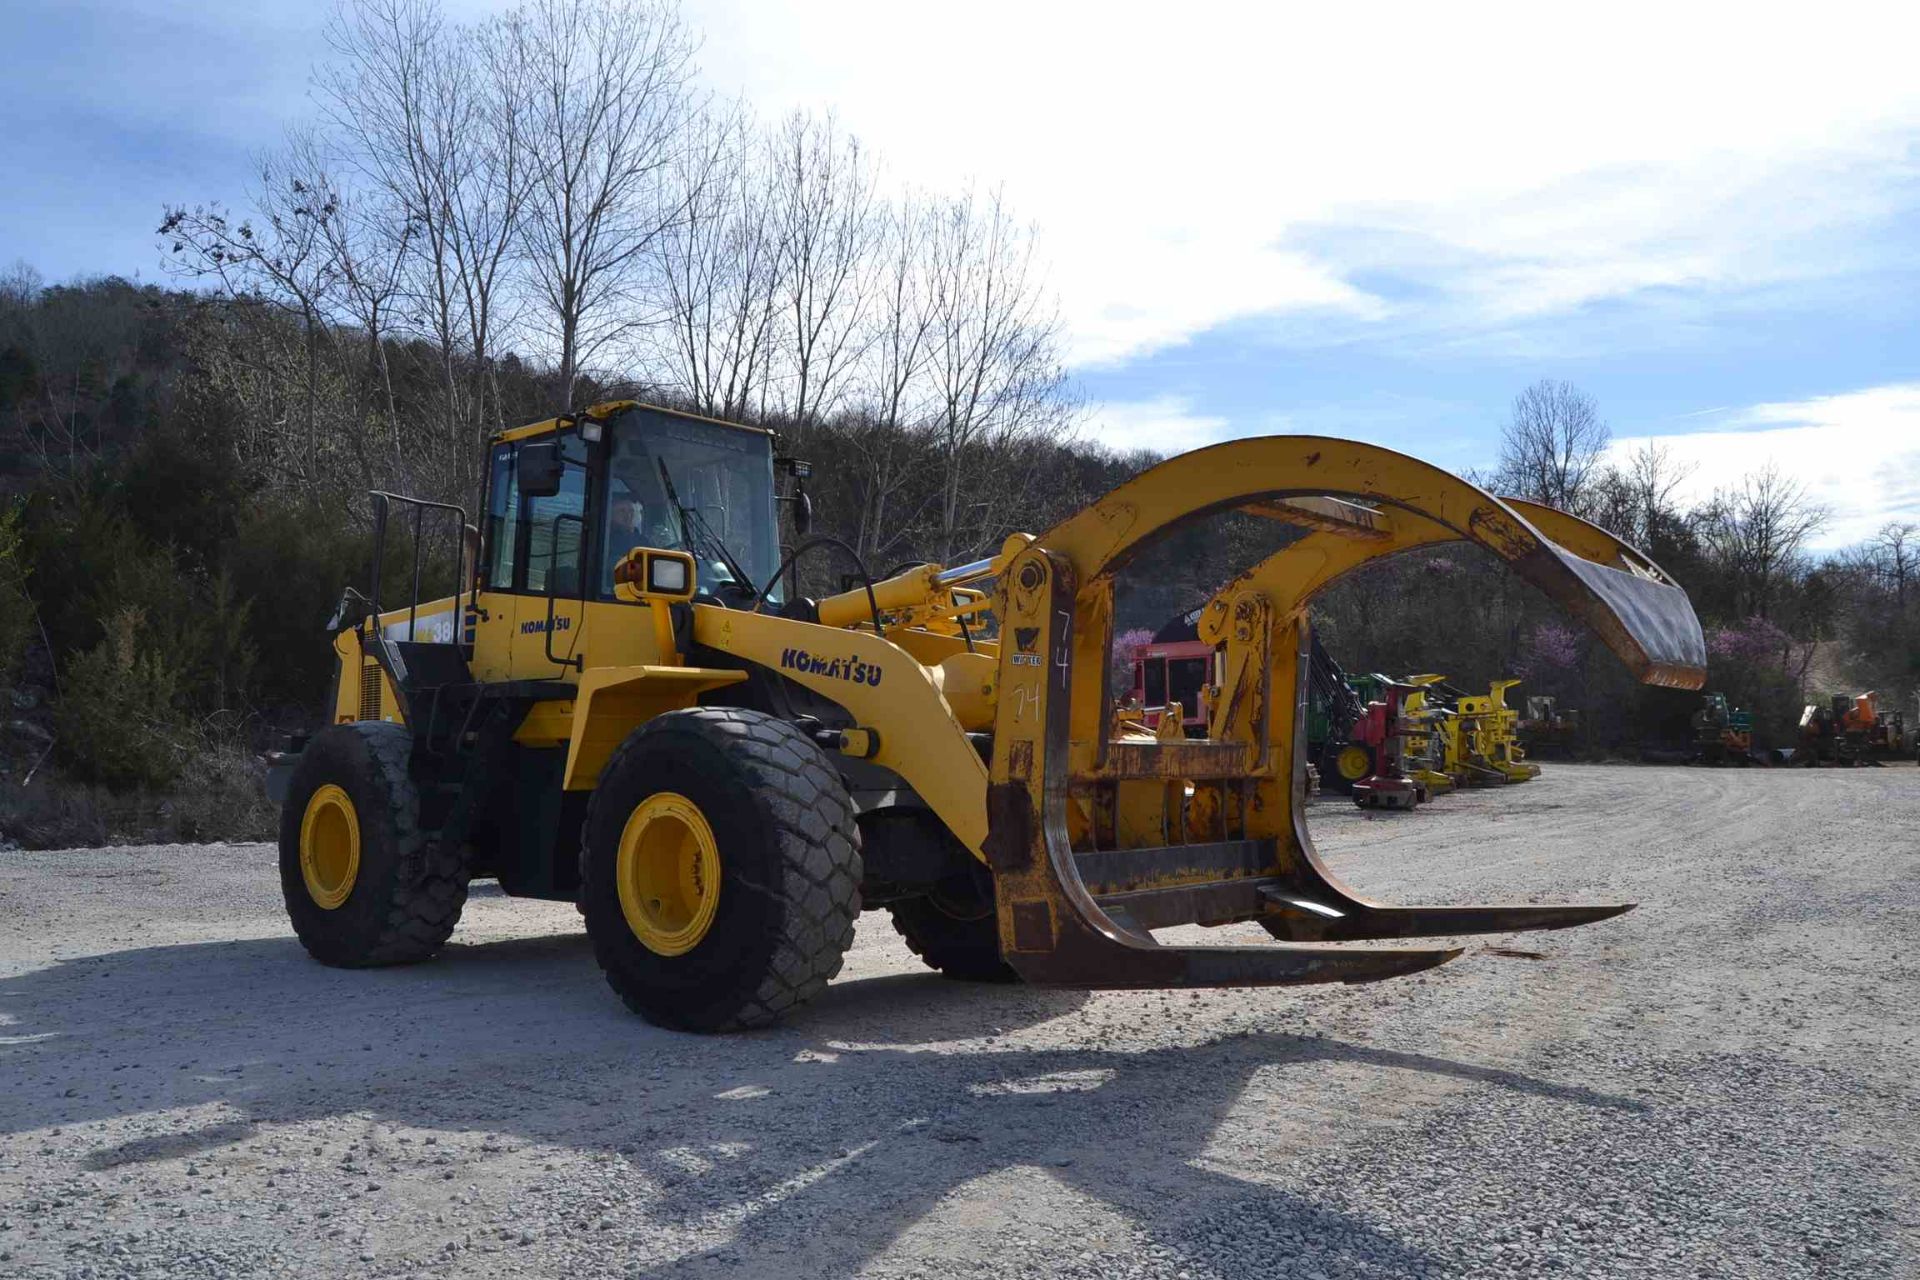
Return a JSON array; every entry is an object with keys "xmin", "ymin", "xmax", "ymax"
[
  {"xmin": 485, "ymin": 444, "xmax": 519, "ymax": 590},
  {"xmin": 524, "ymin": 433, "xmax": 590, "ymax": 596}
]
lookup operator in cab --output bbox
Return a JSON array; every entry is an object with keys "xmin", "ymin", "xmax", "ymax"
[{"xmin": 601, "ymin": 481, "xmax": 683, "ymax": 593}]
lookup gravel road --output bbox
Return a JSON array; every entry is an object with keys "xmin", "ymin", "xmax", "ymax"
[{"xmin": 2, "ymin": 763, "xmax": 1915, "ymax": 1279}]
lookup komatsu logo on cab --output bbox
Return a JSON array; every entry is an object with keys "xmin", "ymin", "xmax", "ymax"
[
  {"xmin": 519, "ymin": 616, "xmax": 572, "ymax": 636},
  {"xmin": 780, "ymin": 647, "xmax": 883, "ymax": 687}
]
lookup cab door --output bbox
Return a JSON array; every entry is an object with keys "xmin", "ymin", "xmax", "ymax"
[
  {"xmin": 521, "ymin": 433, "xmax": 592, "ymax": 680},
  {"xmin": 470, "ymin": 441, "xmax": 522, "ymax": 683},
  {"xmin": 471, "ymin": 432, "xmax": 593, "ymax": 682}
]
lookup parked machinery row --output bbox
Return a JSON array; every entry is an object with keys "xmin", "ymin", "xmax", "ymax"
[
  {"xmin": 1324, "ymin": 666, "xmax": 1542, "ymax": 811},
  {"xmin": 1673, "ymin": 689, "xmax": 1912, "ymax": 767},
  {"xmin": 1796, "ymin": 691, "xmax": 1911, "ymax": 766},
  {"xmin": 1127, "ymin": 629, "xmax": 1547, "ymax": 815}
]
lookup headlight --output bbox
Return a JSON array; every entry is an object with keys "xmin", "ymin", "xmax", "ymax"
[{"xmin": 648, "ymin": 556, "xmax": 689, "ymax": 594}]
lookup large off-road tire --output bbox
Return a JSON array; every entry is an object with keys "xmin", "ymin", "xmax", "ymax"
[
  {"xmin": 889, "ymin": 877, "xmax": 1018, "ymax": 983},
  {"xmin": 278, "ymin": 722, "xmax": 469, "ymax": 968},
  {"xmin": 579, "ymin": 708, "xmax": 862, "ymax": 1031}
]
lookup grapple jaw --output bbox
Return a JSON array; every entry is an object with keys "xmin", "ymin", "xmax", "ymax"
[
  {"xmin": 984, "ymin": 778, "xmax": 1465, "ymax": 988},
  {"xmin": 983, "ymin": 439, "xmax": 1699, "ymax": 990}
]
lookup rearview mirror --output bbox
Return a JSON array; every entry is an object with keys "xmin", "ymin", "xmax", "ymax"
[
  {"xmin": 792, "ymin": 484, "xmax": 813, "ymax": 535},
  {"xmin": 517, "ymin": 441, "xmax": 563, "ymax": 498},
  {"xmin": 460, "ymin": 522, "xmax": 479, "ymax": 587}
]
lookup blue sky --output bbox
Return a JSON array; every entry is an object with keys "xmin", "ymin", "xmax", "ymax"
[{"xmin": 5, "ymin": 0, "xmax": 1918, "ymax": 547}]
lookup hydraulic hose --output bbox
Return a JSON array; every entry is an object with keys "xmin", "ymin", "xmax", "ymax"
[{"xmin": 754, "ymin": 536, "xmax": 884, "ymax": 635}]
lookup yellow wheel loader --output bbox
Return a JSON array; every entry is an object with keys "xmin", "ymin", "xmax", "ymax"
[{"xmin": 268, "ymin": 401, "xmax": 1705, "ymax": 1031}]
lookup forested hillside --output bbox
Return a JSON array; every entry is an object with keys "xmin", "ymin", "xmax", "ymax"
[{"xmin": 0, "ymin": 0, "xmax": 1913, "ymax": 847}]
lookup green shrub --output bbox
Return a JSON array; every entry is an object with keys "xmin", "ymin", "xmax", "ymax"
[
  {"xmin": 0, "ymin": 506, "xmax": 32, "ymax": 685},
  {"xmin": 53, "ymin": 606, "xmax": 189, "ymax": 790},
  {"xmin": 228, "ymin": 502, "xmax": 368, "ymax": 710}
]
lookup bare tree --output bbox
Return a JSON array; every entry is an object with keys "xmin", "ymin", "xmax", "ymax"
[
  {"xmin": 923, "ymin": 187, "xmax": 1076, "ymax": 562},
  {"xmin": 455, "ymin": 14, "xmax": 535, "ymax": 434},
  {"xmin": 1589, "ymin": 439, "xmax": 1696, "ymax": 549},
  {"xmin": 0, "ymin": 260, "xmax": 40, "ymax": 311},
  {"xmin": 843, "ymin": 195, "xmax": 939, "ymax": 562},
  {"xmin": 511, "ymin": 0, "xmax": 699, "ymax": 409},
  {"xmin": 1699, "ymin": 463, "xmax": 1830, "ymax": 618},
  {"xmin": 160, "ymin": 137, "xmax": 346, "ymax": 481},
  {"xmin": 1873, "ymin": 520, "xmax": 1918, "ymax": 610},
  {"xmin": 1496, "ymin": 380, "xmax": 1611, "ymax": 515},
  {"xmin": 316, "ymin": 177, "xmax": 413, "ymax": 489},
  {"xmin": 1623, "ymin": 441, "xmax": 1692, "ymax": 524},
  {"xmin": 767, "ymin": 111, "xmax": 877, "ymax": 431},
  {"xmin": 655, "ymin": 107, "xmax": 785, "ymax": 420},
  {"xmin": 323, "ymin": 0, "xmax": 533, "ymax": 498}
]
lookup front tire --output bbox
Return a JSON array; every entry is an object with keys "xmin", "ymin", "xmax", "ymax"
[
  {"xmin": 278, "ymin": 722, "xmax": 469, "ymax": 968},
  {"xmin": 580, "ymin": 708, "xmax": 862, "ymax": 1031}
]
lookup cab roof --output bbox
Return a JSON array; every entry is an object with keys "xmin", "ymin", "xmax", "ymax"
[{"xmin": 491, "ymin": 399, "xmax": 775, "ymax": 445}]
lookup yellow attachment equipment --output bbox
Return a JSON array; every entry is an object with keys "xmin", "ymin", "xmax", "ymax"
[
  {"xmin": 1401, "ymin": 677, "xmax": 1459, "ymax": 796},
  {"xmin": 1476, "ymin": 679, "xmax": 1540, "ymax": 783},
  {"xmin": 1451, "ymin": 681, "xmax": 1539, "ymax": 785}
]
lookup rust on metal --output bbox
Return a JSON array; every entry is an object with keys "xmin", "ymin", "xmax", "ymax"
[
  {"xmin": 1010, "ymin": 900, "xmax": 1055, "ymax": 953},
  {"xmin": 1082, "ymin": 740, "xmax": 1259, "ymax": 782},
  {"xmin": 982, "ymin": 780, "xmax": 1036, "ymax": 874},
  {"xmin": 1240, "ymin": 495, "xmax": 1393, "ymax": 539}
]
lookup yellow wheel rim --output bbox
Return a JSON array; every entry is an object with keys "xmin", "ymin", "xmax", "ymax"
[
  {"xmin": 616, "ymin": 792, "xmax": 722, "ymax": 957},
  {"xmin": 299, "ymin": 784, "xmax": 360, "ymax": 910},
  {"xmin": 1337, "ymin": 744, "xmax": 1373, "ymax": 781}
]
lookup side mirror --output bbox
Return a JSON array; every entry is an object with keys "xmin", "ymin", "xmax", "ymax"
[
  {"xmin": 517, "ymin": 441, "xmax": 563, "ymax": 498},
  {"xmin": 460, "ymin": 523, "xmax": 480, "ymax": 587},
  {"xmin": 792, "ymin": 484, "xmax": 813, "ymax": 536}
]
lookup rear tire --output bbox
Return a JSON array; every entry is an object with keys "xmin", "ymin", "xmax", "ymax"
[
  {"xmin": 889, "ymin": 865, "xmax": 1017, "ymax": 983},
  {"xmin": 278, "ymin": 722, "xmax": 469, "ymax": 968},
  {"xmin": 580, "ymin": 708, "xmax": 862, "ymax": 1031}
]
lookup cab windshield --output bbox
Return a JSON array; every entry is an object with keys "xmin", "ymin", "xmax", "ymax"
[{"xmin": 601, "ymin": 408, "xmax": 781, "ymax": 603}]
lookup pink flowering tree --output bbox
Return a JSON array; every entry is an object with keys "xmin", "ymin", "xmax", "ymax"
[
  {"xmin": 1111, "ymin": 627, "xmax": 1154, "ymax": 683},
  {"xmin": 1517, "ymin": 621, "xmax": 1581, "ymax": 678},
  {"xmin": 1703, "ymin": 616, "xmax": 1812, "ymax": 742}
]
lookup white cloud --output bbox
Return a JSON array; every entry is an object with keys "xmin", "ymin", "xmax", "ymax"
[
  {"xmin": 1083, "ymin": 395, "xmax": 1235, "ymax": 455},
  {"xmin": 1610, "ymin": 383, "xmax": 1920, "ymax": 549},
  {"xmin": 688, "ymin": 0, "xmax": 1920, "ymax": 366}
]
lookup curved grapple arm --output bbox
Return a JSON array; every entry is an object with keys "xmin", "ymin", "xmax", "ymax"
[{"xmin": 983, "ymin": 437, "xmax": 1704, "ymax": 989}]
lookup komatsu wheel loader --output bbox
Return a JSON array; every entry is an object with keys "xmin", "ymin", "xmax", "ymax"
[{"xmin": 268, "ymin": 401, "xmax": 1706, "ymax": 1032}]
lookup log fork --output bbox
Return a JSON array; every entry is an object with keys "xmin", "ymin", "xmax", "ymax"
[{"xmin": 982, "ymin": 438, "xmax": 1706, "ymax": 988}]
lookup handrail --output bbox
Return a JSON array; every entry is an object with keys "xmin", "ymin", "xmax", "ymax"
[{"xmin": 368, "ymin": 491, "xmax": 471, "ymax": 651}]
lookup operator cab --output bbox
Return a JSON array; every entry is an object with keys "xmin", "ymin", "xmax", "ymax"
[{"xmin": 483, "ymin": 400, "xmax": 783, "ymax": 612}]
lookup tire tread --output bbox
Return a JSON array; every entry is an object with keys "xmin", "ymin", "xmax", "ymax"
[
  {"xmin": 283, "ymin": 721, "xmax": 469, "ymax": 968},
  {"xmin": 581, "ymin": 707, "xmax": 861, "ymax": 1030}
]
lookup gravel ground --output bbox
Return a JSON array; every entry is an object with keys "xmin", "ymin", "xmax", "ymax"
[{"xmin": 1, "ymin": 762, "xmax": 1915, "ymax": 1279}]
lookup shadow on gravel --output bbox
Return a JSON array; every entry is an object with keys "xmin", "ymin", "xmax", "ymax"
[{"xmin": 0, "ymin": 932, "xmax": 1645, "ymax": 1276}]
